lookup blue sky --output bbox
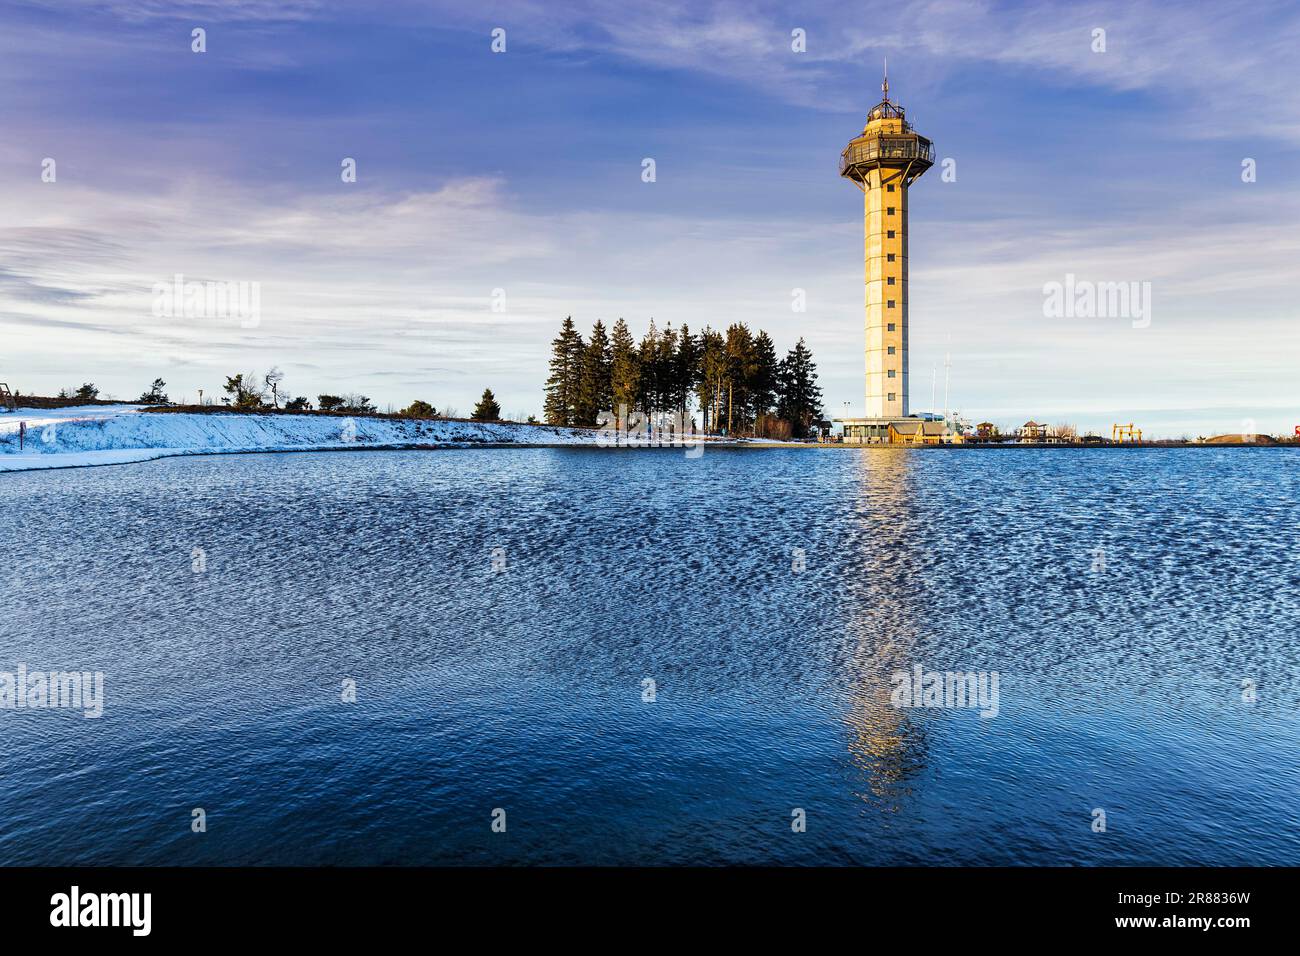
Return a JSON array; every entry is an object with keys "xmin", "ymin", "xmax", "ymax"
[{"xmin": 2, "ymin": 0, "xmax": 1298, "ymax": 436}]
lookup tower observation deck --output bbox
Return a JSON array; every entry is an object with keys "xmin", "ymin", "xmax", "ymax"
[{"xmin": 838, "ymin": 65, "xmax": 934, "ymax": 442}]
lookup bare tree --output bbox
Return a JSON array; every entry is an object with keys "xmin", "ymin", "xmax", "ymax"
[
  {"xmin": 263, "ymin": 367, "xmax": 286, "ymax": 408},
  {"xmin": 1051, "ymin": 422, "xmax": 1078, "ymax": 439}
]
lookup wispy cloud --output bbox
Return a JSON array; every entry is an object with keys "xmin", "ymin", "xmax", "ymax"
[{"xmin": 404, "ymin": 0, "xmax": 1300, "ymax": 139}]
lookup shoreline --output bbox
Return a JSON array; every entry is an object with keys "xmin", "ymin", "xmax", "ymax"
[
  {"xmin": 1, "ymin": 405, "xmax": 1292, "ymax": 474},
  {"xmin": 4, "ymin": 437, "xmax": 1293, "ymax": 476},
  {"xmin": 767, "ymin": 441, "xmax": 1294, "ymax": 450}
]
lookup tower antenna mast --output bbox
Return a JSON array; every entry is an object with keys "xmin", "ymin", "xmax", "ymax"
[{"xmin": 943, "ymin": 343, "xmax": 951, "ymax": 424}]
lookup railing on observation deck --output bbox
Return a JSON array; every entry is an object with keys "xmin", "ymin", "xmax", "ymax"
[{"xmin": 839, "ymin": 137, "xmax": 935, "ymax": 175}]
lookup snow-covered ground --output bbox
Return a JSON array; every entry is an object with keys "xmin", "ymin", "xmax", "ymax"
[{"xmin": 0, "ymin": 405, "xmax": 601, "ymax": 472}]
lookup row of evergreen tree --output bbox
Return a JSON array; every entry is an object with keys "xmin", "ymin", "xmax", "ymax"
[{"xmin": 543, "ymin": 317, "xmax": 824, "ymax": 438}]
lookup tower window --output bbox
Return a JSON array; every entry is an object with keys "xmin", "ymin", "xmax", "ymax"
[
  {"xmin": 887, "ymin": 323, "xmax": 896, "ymax": 331},
  {"xmin": 888, "ymin": 346, "xmax": 896, "ymax": 355},
  {"xmin": 887, "ymin": 300, "xmax": 896, "ymax": 308},
  {"xmin": 887, "ymin": 276, "xmax": 895, "ymax": 285},
  {"xmin": 887, "ymin": 253, "xmax": 896, "ymax": 262},
  {"xmin": 887, "ymin": 207, "xmax": 896, "ymax": 215},
  {"xmin": 888, "ymin": 392, "xmax": 897, "ymax": 401},
  {"xmin": 887, "ymin": 230, "xmax": 896, "ymax": 238},
  {"xmin": 887, "ymin": 369, "xmax": 896, "ymax": 379},
  {"xmin": 887, "ymin": 184, "xmax": 895, "ymax": 192}
]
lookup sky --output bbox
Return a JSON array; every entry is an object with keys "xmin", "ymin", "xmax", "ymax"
[{"xmin": 2, "ymin": 0, "xmax": 1298, "ymax": 436}]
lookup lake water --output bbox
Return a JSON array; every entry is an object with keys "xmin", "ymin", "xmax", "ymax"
[{"xmin": 2, "ymin": 446, "xmax": 1298, "ymax": 865}]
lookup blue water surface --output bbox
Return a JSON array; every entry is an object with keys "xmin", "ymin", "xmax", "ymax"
[{"xmin": 1, "ymin": 446, "xmax": 1297, "ymax": 865}]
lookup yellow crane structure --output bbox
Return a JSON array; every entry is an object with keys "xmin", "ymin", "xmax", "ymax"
[{"xmin": 1112, "ymin": 423, "xmax": 1142, "ymax": 443}]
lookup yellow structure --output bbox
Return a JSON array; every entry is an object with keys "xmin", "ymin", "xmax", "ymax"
[
  {"xmin": 1112, "ymin": 423, "xmax": 1142, "ymax": 442},
  {"xmin": 837, "ymin": 65, "xmax": 935, "ymax": 444},
  {"xmin": 888, "ymin": 420, "xmax": 948, "ymax": 445}
]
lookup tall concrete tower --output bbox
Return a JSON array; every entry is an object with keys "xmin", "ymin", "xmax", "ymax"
[{"xmin": 838, "ymin": 65, "xmax": 934, "ymax": 443}]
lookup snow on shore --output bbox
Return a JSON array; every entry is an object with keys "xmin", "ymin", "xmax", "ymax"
[{"xmin": 0, "ymin": 405, "xmax": 599, "ymax": 473}]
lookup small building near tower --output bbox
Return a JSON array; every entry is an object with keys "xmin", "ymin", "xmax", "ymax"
[
  {"xmin": 1020, "ymin": 421, "xmax": 1048, "ymax": 442},
  {"xmin": 888, "ymin": 420, "xmax": 947, "ymax": 445}
]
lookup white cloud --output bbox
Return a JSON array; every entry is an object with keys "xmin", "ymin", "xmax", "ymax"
[{"xmin": 410, "ymin": 0, "xmax": 1300, "ymax": 140}]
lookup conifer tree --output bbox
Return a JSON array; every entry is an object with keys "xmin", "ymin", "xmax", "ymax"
[
  {"xmin": 138, "ymin": 377, "xmax": 169, "ymax": 404},
  {"xmin": 723, "ymin": 323, "xmax": 755, "ymax": 434},
  {"xmin": 575, "ymin": 320, "xmax": 613, "ymax": 426},
  {"xmin": 655, "ymin": 323, "xmax": 678, "ymax": 416},
  {"xmin": 777, "ymin": 338, "xmax": 824, "ymax": 438},
  {"xmin": 610, "ymin": 318, "xmax": 640, "ymax": 418},
  {"xmin": 674, "ymin": 324, "xmax": 699, "ymax": 420},
  {"xmin": 401, "ymin": 399, "xmax": 436, "ymax": 418},
  {"xmin": 472, "ymin": 388, "xmax": 502, "ymax": 421},
  {"xmin": 543, "ymin": 316, "xmax": 585, "ymax": 426},
  {"xmin": 696, "ymin": 328, "xmax": 727, "ymax": 434},
  {"xmin": 750, "ymin": 331, "xmax": 779, "ymax": 421},
  {"xmin": 636, "ymin": 320, "xmax": 660, "ymax": 415}
]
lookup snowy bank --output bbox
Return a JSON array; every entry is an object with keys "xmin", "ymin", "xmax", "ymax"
[{"xmin": 0, "ymin": 406, "xmax": 600, "ymax": 473}]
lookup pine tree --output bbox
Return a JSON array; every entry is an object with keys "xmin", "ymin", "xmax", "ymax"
[
  {"xmin": 777, "ymin": 338, "xmax": 824, "ymax": 438},
  {"xmin": 610, "ymin": 318, "xmax": 640, "ymax": 419},
  {"xmin": 139, "ymin": 377, "xmax": 169, "ymax": 404},
  {"xmin": 543, "ymin": 316, "xmax": 585, "ymax": 426},
  {"xmin": 696, "ymin": 328, "xmax": 727, "ymax": 434},
  {"xmin": 655, "ymin": 323, "xmax": 678, "ymax": 416},
  {"xmin": 723, "ymin": 323, "xmax": 755, "ymax": 434},
  {"xmin": 575, "ymin": 320, "xmax": 613, "ymax": 426},
  {"xmin": 674, "ymin": 324, "xmax": 699, "ymax": 420},
  {"xmin": 224, "ymin": 372, "xmax": 265, "ymax": 409},
  {"xmin": 636, "ymin": 320, "xmax": 660, "ymax": 415},
  {"xmin": 750, "ymin": 331, "xmax": 779, "ymax": 421},
  {"xmin": 472, "ymin": 388, "xmax": 502, "ymax": 421},
  {"xmin": 401, "ymin": 399, "xmax": 436, "ymax": 418}
]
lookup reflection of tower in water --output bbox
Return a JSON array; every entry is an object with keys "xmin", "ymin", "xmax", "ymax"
[{"xmin": 837, "ymin": 449, "xmax": 931, "ymax": 804}]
